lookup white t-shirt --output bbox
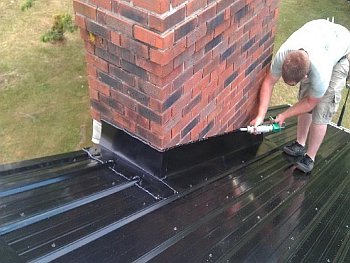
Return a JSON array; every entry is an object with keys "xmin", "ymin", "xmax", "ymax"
[{"xmin": 271, "ymin": 19, "xmax": 350, "ymax": 98}]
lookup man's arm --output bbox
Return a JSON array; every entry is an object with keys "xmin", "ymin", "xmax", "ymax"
[
  {"xmin": 275, "ymin": 96, "xmax": 320, "ymax": 125},
  {"xmin": 250, "ymin": 71, "xmax": 280, "ymax": 126}
]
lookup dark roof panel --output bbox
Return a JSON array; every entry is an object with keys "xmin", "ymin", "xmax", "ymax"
[{"xmin": 1, "ymin": 105, "xmax": 350, "ymax": 262}]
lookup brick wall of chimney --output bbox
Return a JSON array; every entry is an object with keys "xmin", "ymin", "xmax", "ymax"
[{"xmin": 73, "ymin": 0, "xmax": 279, "ymax": 150}]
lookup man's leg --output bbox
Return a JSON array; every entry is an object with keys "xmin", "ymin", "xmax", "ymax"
[
  {"xmin": 305, "ymin": 123, "xmax": 327, "ymax": 160},
  {"xmin": 297, "ymin": 112, "xmax": 312, "ymax": 146},
  {"xmin": 282, "ymin": 80, "xmax": 310, "ymax": 157},
  {"xmin": 296, "ymin": 57, "xmax": 349, "ymax": 173}
]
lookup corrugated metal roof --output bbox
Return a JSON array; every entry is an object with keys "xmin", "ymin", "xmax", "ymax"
[{"xmin": 1, "ymin": 105, "xmax": 350, "ymax": 262}]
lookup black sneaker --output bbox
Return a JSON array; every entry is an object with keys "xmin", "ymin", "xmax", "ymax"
[
  {"xmin": 296, "ymin": 154, "xmax": 314, "ymax": 173},
  {"xmin": 283, "ymin": 141, "xmax": 306, "ymax": 157}
]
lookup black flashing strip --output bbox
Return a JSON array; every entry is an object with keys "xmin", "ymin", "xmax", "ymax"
[
  {"xmin": 99, "ymin": 120, "xmax": 263, "ymax": 178},
  {"xmin": 0, "ymin": 180, "xmax": 137, "ymax": 235}
]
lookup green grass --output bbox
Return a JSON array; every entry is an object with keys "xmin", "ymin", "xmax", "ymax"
[
  {"xmin": 0, "ymin": 0, "xmax": 91, "ymax": 164},
  {"xmin": 0, "ymin": 0, "xmax": 350, "ymax": 164}
]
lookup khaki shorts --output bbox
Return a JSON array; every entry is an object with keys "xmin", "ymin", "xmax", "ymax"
[
  {"xmin": 299, "ymin": 56, "xmax": 350, "ymax": 124},
  {"xmin": 348, "ymin": 53, "xmax": 350, "ymax": 80}
]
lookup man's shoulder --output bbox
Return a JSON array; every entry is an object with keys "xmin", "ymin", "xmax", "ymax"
[{"xmin": 301, "ymin": 19, "xmax": 332, "ymax": 29}]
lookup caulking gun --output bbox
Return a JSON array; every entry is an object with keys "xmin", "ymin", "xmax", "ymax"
[{"xmin": 240, "ymin": 117, "xmax": 284, "ymax": 134}]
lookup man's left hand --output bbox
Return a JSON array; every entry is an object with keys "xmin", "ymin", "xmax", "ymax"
[{"xmin": 274, "ymin": 113, "xmax": 286, "ymax": 126}]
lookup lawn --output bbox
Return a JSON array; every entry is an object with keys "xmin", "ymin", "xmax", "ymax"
[
  {"xmin": 0, "ymin": 0, "xmax": 350, "ymax": 164},
  {"xmin": 0, "ymin": 0, "xmax": 91, "ymax": 164}
]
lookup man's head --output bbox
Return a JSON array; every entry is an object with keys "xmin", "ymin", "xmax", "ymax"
[{"xmin": 282, "ymin": 50, "xmax": 310, "ymax": 85}]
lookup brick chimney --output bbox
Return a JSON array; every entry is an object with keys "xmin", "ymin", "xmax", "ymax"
[{"xmin": 73, "ymin": 0, "xmax": 279, "ymax": 151}]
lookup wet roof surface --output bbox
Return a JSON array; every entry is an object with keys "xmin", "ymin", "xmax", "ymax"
[{"xmin": 1, "ymin": 105, "xmax": 350, "ymax": 262}]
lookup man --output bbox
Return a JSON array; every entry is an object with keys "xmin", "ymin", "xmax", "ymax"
[{"xmin": 250, "ymin": 19, "xmax": 350, "ymax": 173}]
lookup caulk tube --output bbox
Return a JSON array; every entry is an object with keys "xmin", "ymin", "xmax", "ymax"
[
  {"xmin": 240, "ymin": 125, "xmax": 273, "ymax": 134},
  {"xmin": 255, "ymin": 125, "xmax": 273, "ymax": 133}
]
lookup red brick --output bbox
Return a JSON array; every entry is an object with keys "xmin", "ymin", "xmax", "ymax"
[
  {"xmin": 90, "ymin": 106, "xmax": 101, "ymax": 121},
  {"xmin": 181, "ymin": 115, "xmax": 200, "ymax": 139},
  {"xmin": 133, "ymin": 0, "xmax": 170, "ymax": 14},
  {"xmin": 136, "ymin": 125, "xmax": 163, "ymax": 149},
  {"xmin": 203, "ymin": 55, "xmax": 219, "ymax": 76},
  {"xmin": 200, "ymin": 99, "xmax": 216, "ymax": 119},
  {"xmin": 214, "ymin": 19, "xmax": 230, "ymax": 38},
  {"xmin": 150, "ymin": 119, "xmax": 163, "ymax": 136},
  {"xmin": 121, "ymin": 35, "xmax": 149, "ymax": 59},
  {"xmin": 111, "ymin": 89, "xmax": 138, "ymax": 111},
  {"xmin": 183, "ymin": 69, "xmax": 203, "ymax": 94},
  {"xmin": 74, "ymin": 14, "xmax": 86, "ymax": 29},
  {"xmin": 94, "ymin": 35, "xmax": 108, "ymax": 50},
  {"xmin": 111, "ymin": 31, "xmax": 121, "ymax": 46},
  {"xmin": 161, "ymin": 109, "xmax": 181, "ymax": 132},
  {"xmin": 195, "ymin": 31, "xmax": 214, "ymax": 52},
  {"xmin": 105, "ymin": 12, "xmax": 133, "ymax": 36},
  {"xmin": 79, "ymin": 29, "xmax": 90, "ymax": 42},
  {"xmin": 174, "ymin": 16, "xmax": 198, "ymax": 42},
  {"xmin": 113, "ymin": 110, "xmax": 136, "ymax": 131},
  {"xmin": 136, "ymin": 57, "xmax": 174, "ymax": 77},
  {"xmin": 172, "ymin": 0, "xmax": 187, "ymax": 7},
  {"xmin": 164, "ymin": 133, "xmax": 180, "ymax": 148},
  {"xmin": 149, "ymin": 97, "xmax": 163, "ymax": 113},
  {"xmin": 89, "ymin": 0, "xmax": 112, "ymax": 10},
  {"xmin": 193, "ymin": 51, "xmax": 211, "ymax": 74},
  {"xmin": 197, "ymin": 2, "xmax": 216, "ymax": 24},
  {"xmin": 216, "ymin": 84, "xmax": 232, "ymax": 104},
  {"xmin": 171, "ymin": 110, "xmax": 192, "ymax": 138},
  {"xmin": 85, "ymin": 53, "xmax": 109, "ymax": 73},
  {"xmin": 73, "ymin": 0, "xmax": 97, "ymax": 21},
  {"xmin": 149, "ymin": 7, "xmax": 186, "ymax": 32},
  {"xmin": 161, "ymin": 133, "xmax": 173, "ymax": 149},
  {"xmin": 83, "ymin": 40, "xmax": 94, "ymax": 55},
  {"xmin": 186, "ymin": 0, "xmax": 207, "ymax": 16},
  {"xmin": 191, "ymin": 73, "xmax": 209, "ymax": 97},
  {"xmin": 88, "ymin": 76, "xmax": 111, "ymax": 96},
  {"xmin": 170, "ymin": 92, "xmax": 191, "ymax": 118},
  {"xmin": 116, "ymin": 2, "xmax": 148, "ymax": 24},
  {"xmin": 190, "ymin": 119, "xmax": 205, "ymax": 139},
  {"xmin": 86, "ymin": 63, "xmax": 97, "ymax": 78},
  {"xmin": 96, "ymin": 81, "xmax": 111, "ymax": 96},
  {"xmin": 174, "ymin": 45, "xmax": 195, "ymax": 69},
  {"xmin": 217, "ymin": 0, "xmax": 234, "ymax": 13},
  {"xmin": 186, "ymin": 24, "xmax": 207, "ymax": 47},
  {"xmin": 137, "ymin": 79, "xmax": 171, "ymax": 101},
  {"xmin": 76, "ymin": 0, "xmax": 280, "ymax": 150},
  {"xmin": 109, "ymin": 64, "xmax": 135, "ymax": 87},
  {"xmin": 173, "ymin": 66, "xmax": 194, "ymax": 91},
  {"xmin": 150, "ymin": 38, "xmax": 186, "ymax": 66},
  {"xmin": 134, "ymin": 25, "xmax": 174, "ymax": 49},
  {"xmin": 161, "ymin": 108, "xmax": 172, "ymax": 125},
  {"xmin": 89, "ymin": 86, "xmax": 99, "ymax": 101},
  {"xmin": 188, "ymin": 95, "xmax": 206, "ymax": 118},
  {"xmin": 125, "ymin": 108, "xmax": 150, "ymax": 129}
]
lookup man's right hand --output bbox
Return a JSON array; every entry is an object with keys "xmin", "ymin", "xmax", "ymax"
[{"xmin": 250, "ymin": 115, "xmax": 265, "ymax": 128}]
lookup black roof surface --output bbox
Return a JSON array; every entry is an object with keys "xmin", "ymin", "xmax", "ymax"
[{"xmin": 1, "ymin": 105, "xmax": 350, "ymax": 262}]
